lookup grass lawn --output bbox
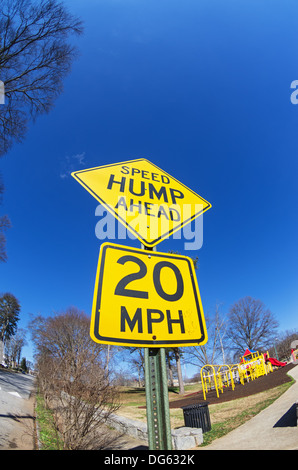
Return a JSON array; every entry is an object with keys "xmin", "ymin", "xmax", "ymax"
[
  {"xmin": 34, "ymin": 379, "xmax": 294, "ymax": 449},
  {"xmin": 35, "ymin": 393, "xmax": 64, "ymax": 450},
  {"xmin": 116, "ymin": 380, "xmax": 293, "ymax": 447}
]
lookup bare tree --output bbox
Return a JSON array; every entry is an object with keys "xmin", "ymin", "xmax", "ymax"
[
  {"xmin": 0, "ymin": 0, "xmax": 83, "ymax": 260},
  {"xmin": 122, "ymin": 347, "xmax": 145, "ymax": 383},
  {"xmin": 0, "ymin": 213, "xmax": 10, "ymax": 262},
  {"xmin": 0, "ymin": 176, "xmax": 10, "ymax": 262},
  {"xmin": 185, "ymin": 307, "xmax": 227, "ymax": 370},
  {"xmin": 29, "ymin": 308, "xmax": 121, "ymax": 450},
  {"xmin": 130, "ymin": 349, "xmax": 145, "ymax": 387},
  {"xmin": 173, "ymin": 348, "xmax": 184, "ymax": 394},
  {"xmin": 226, "ymin": 296, "xmax": 279, "ymax": 358},
  {"xmin": 165, "ymin": 349, "xmax": 175, "ymax": 387},
  {"xmin": 125, "ymin": 358, "xmax": 141, "ymax": 387},
  {"xmin": 0, "ymin": 0, "xmax": 83, "ymax": 156},
  {"xmin": 5, "ymin": 327, "xmax": 27, "ymax": 367},
  {"xmin": 270, "ymin": 329, "xmax": 298, "ymax": 362}
]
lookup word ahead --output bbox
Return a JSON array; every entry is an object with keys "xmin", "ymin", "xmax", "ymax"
[
  {"xmin": 72, "ymin": 158, "xmax": 211, "ymax": 247},
  {"xmin": 90, "ymin": 243, "xmax": 208, "ymax": 347}
]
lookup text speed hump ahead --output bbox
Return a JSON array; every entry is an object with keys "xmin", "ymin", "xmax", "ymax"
[
  {"xmin": 71, "ymin": 158, "xmax": 211, "ymax": 248},
  {"xmin": 90, "ymin": 243, "xmax": 208, "ymax": 348}
]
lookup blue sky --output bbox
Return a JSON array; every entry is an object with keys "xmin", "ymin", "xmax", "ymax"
[{"xmin": 1, "ymin": 0, "xmax": 298, "ymax": 367}]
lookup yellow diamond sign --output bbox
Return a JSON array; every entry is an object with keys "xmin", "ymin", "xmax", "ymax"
[
  {"xmin": 72, "ymin": 158, "xmax": 211, "ymax": 247},
  {"xmin": 90, "ymin": 243, "xmax": 208, "ymax": 347}
]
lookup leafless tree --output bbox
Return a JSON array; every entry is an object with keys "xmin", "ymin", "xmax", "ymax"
[
  {"xmin": 226, "ymin": 296, "xmax": 279, "ymax": 358},
  {"xmin": 0, "ymin": 176, "xmax": 10, "ymax": 262},
  {"xmin": 0, "ymin": 0, "xmax": 83, "ymax": 155},
  {"xmin": 122, "ymin": 347, "xmax": 145, "ymax": 383},
  {"xmin": 270, "ymin": 329, "xmax": 298, "ymax": 362},
  {"xmin": 0, "ymin": 213, "xmax": 10, "ymax": 262},
  {"xmin": 173, "ymin": 348, "xmax": 184, "ymax": 394},
  {"xmin": 185, "ymin": 306, "xmax": 228, "ymax": 371},
  {"xmin": 131, "ymin": 355, "xmax": 144, "ymax": 387},
  {"xmin": 5, "ymin": 327, "xmax": 27, "ymax": 366},
  {"xmin": 29, "ymin": 308, "xmax": 121, "ymax": 450},
  {"xmin": 0, "ymin": 0, "xmax": 83, "ymax": 260}
]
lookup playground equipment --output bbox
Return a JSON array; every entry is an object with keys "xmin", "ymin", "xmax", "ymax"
[
  {"xmin": 291, "ymin": 347, "xmax": 298, "ymax": 363},
  {"xmin": 263, "ymin": 353, "xmax": 287, "ymax": 367},
  {"xmin": 290, "ymin": 340, "xmax": 298, "ymax": 364},
  {"xmin": 238, "ymin": 348, "xmax": 273, "ymax": 382},
  {"xmin": 200, "ymin": 364, "xmax": 235, "ymax": 401},
  {"xmin": 200, "ymin": 347, "xmax": 287, "ymax": 401}
]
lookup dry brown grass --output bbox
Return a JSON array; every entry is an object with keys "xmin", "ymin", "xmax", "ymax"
[
  {"xmin": 207, "ymin": 385, "xmax": 289, "ymax": 424},
  {"xmin": 116, "ymin": 382, "xmax": 291, "ymax": 432}
]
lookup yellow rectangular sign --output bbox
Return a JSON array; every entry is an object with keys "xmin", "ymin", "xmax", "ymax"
[
  {"xmin": 90, "ymin": 243, "xmax": 208, "ymax": 347},
  {"xmin": 72, "ymin": 159, "xmax": 211, "ymax": 248}
]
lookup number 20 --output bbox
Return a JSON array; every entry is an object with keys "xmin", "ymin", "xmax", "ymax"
[{"xmin": 114, "ymin": 255, "xmax": 184, "ymax": 302}]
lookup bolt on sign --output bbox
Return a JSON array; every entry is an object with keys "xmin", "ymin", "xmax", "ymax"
[
  {"xmin": 90, "ymin": 243, "xmax": 208, "ymax": 348},
  {"xmin": 71, "ymin": 158, "xmax": 211, "ymax": 248}
]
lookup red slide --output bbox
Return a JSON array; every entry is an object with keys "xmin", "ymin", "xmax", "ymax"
[{"xmin": 266, "ymin": 357, "xmax": 287, "ymax": 367}]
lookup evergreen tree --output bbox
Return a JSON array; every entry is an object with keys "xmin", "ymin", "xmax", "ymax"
[{"xmin": 0, "ymin": 292, "xmax": 21, "ymax": 342}]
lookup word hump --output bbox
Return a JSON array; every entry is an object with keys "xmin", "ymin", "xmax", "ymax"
[{"xmin": 72, "ymin": 158, "xmax": 211, "ymax": 247}]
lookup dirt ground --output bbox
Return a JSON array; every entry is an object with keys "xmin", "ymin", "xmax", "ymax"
[{"xmin": 169, "ymin": 363, "xmax": 296, "ymax": 408}]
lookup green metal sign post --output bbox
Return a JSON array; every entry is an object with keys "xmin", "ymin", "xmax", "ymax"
[
  {"xmin": 143, "ymin": 245, "xmax": 172, "ymax": 450},
  {"xmin": 144, "ymin": 347, "xmax": 172, "ymax": 450}
]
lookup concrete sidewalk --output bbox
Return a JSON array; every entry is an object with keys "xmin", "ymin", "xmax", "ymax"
[{"xmin": 202, "ymin": 365, "xmax": 298, "ymax": 450}]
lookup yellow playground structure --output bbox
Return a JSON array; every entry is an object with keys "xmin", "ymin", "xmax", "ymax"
[{"xmin": 200, "ymin": 348, "xmax": 282, "ymax": 401}]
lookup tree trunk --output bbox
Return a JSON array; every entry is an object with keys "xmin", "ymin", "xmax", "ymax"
[{"xmin": 174, "ymin": 348, "xmax": 184, "ymax": 395}]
